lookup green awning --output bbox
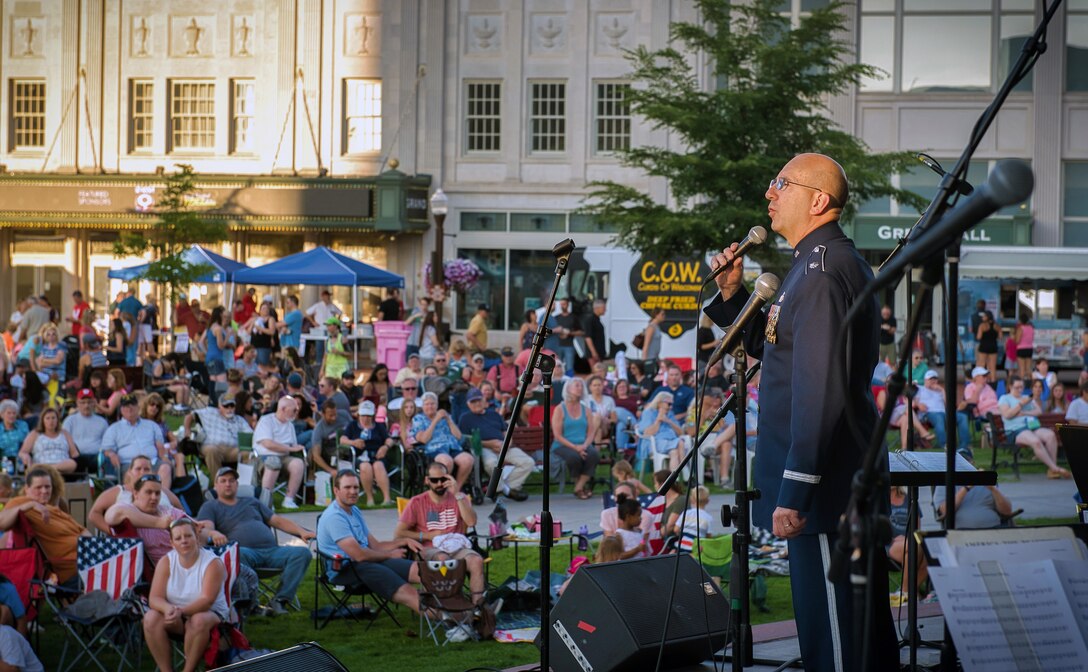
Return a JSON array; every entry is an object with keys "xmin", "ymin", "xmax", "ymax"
[{"xmin": 959, "ymin": 246, "xmax": 1088, "ymax": 281}]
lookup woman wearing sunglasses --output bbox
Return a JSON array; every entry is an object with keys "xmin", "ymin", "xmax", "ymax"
[{"xmin": 144, "ymin": 518, "xmax": 229, "ymax": 672}]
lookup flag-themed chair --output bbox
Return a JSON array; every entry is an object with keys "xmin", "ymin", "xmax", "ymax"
[{"xmin": 41, "ymin": 536, "xmax": 146, "ymax": 672}]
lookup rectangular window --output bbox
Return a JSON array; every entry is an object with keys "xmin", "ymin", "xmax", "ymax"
[
  {"xmin": 1069, "ymin": 6, "xmax": 1088, "ymax": 92},
  {"xmin": 231, "ymin": 79, "xmax": 255, "ymax": 154},
  {"xmin": 169, "ymin": 80, "xmax": 215, "ymax": 152},
  {"xmin": 859, "ymin": 2, "xmax": 1033, "ymax": 94},
  {"xmin": 461, "ymin": 212, "xmax": 507, "ymax": 232},
  {"xmin": 455, "ymin": 249, "xmax": 507, "ymax": 331},
  {"xmin": 10, "ymin": 80, "xmax": 45, "ymax": 150},
  {"xmin": 594, "ymin": 82, "xmax": 631, "ymax": 154},
  {"xmin": 1063, "ymin": 162, "xmax": 1088, "ymax": 246},
  {"xmin": 344, "ymin": 79, "xmax": 381, "ymax": 154},
  {"xmin": 130, "ymin": 80, "xmax": 154, "ymax": 153},
  {"xmin": 465, "ymin": 81, "xmax": 501, "ymax": 152},
  {"xmin": 529, "ymin": 81, "xmax": 566, "ymax": 153},
  {"xmin": 510, "ymin": 212, "xmax": 565, "ymax": 233}
]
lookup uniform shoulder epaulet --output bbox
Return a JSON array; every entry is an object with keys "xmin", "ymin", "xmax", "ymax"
[{"xmin": 804, "ymin": 245, "xmax": 827, "ymax": 275}]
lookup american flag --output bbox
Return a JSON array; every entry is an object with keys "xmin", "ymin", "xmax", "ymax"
[
  {"xmin": 425, "ymin": 506, "xmax": 460, "ymax": 531},
  {"xmin": 209, "ymin": 543, "xmax": 239, "ymax": 622},
  {"xmin": 78, "ymin": 537, "xmax": 144, "ymax": 599}
]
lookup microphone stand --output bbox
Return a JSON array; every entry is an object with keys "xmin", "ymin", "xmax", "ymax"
[
  {"xmin": 725, "ymin": 346, "xmax": 753, "ymax": 671},
  {"xmin": 488, "ymin": 238, "xmax": 575, "ymax": 672}
]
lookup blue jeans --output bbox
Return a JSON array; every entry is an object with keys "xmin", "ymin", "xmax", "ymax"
[
  {"xmin": 557, "ymin": 345, "xmax": 576, "ymax": 373},
  {"xmin": 614, "ymin": 407, "xmax": 636, "ymax": 451},
  {"xmin": 239, "ymin": 544, "xmax": 313, "ymax": 604},
  {"xmin": 921, "ymin": 411, "xmax": 972, "ymax": 456}
]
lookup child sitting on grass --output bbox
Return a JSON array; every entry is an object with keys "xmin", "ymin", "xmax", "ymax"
[
  {"xmin": 611, "ymin": 459, "xmax": 652, "ymax": 495},
  {"xmin": 616, "ymin": 497, "xmax": 649, "ymax": 559},
  {"xmin": 676, "ymin": 485, "xmax": 713, "ymax": 551}
]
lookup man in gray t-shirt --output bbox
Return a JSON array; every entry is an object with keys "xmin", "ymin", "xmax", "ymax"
[
  {"xmin": 933, "ymin": 484, "xmax": 1014, "ymax": 530},
  {"xmin": 197, "ymin": 467, "xmax": 316, "ymax": 614},
  {"xmin": 310, "ymin": 400, "xmax": 350, "ymax": 476}
]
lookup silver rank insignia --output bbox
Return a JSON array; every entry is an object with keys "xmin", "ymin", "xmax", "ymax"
[{"xmin": 766, "ymin": 304, "xmax": 781, "ymax": 344}]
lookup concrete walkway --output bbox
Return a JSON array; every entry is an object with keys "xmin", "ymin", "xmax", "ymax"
[{"xmin": 277, "ymin": 468, "xmax": 1080, "ymax": 542}]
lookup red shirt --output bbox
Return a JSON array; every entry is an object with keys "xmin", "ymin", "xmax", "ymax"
[
  {"xmin": 71, "ymin": 300, "xmax": 90, "ymax": 337},
  {"xmin": 175, "ymin": 301, "xmax": 202, "ymax": 338},
  {"xmin": 399, "ymin": 491, "xmax": 466, "ymax": 547}
]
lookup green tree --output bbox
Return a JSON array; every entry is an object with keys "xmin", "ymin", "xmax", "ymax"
[
  {"xmin": 581, "ymin": 0, "xmax": 925, "ymax": 269},
  {"xmin": 114, "ymin": 164, "xmax": 229, "ymax": 302}
]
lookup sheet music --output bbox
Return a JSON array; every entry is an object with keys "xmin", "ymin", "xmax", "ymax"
[
  {"xmin": 1053, "ymin": 560, "xmax": 1088, "ymax": 645},
  {"xmin": 930, "ymin": 561, "xmax": 1088, "ymax": 672},
  {"xmin": 946, "ymin": 527, "xmax": 1085, "ymax": 567},
  {"xmin": 890, "ymin": 450, "xmax": 976, "ymax": 472}
]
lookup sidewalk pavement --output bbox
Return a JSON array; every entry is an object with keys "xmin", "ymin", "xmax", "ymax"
[{"xmin": 276, "ymin": 471, "xmax": 1079, "ymax": 544}]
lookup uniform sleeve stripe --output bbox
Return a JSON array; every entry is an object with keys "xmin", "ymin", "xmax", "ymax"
[{"xmin": 783, "ymin": 469, "xmax": 821, "ymax": 484}]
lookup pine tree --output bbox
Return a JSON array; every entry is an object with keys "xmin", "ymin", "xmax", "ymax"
[{"xmin": 581, "ymin": 0, "xmax": 925, "ymax": 268}]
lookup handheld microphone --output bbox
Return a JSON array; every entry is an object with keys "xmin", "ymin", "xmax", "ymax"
[
  {"xmin": 706, "ymin": 272, "xmax": 781, "ymax": 369},
  {"xmin": 702, "ymin": 226, "xmax": 769, "ymax": 286},
  {"xmin": 917, "ymin": 153, "xmax": 974, "ymax": 197},
  {"xmin": 874, "ymin": 159, "xmax": 1033, "ymax": 291}
]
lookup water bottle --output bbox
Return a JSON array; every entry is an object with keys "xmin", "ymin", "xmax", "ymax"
[{"xmin": 577, "ymin": 525, "xmax": 589, "ymax": 552}]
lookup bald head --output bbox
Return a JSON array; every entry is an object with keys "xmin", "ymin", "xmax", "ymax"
[
  {"xmin": 767, "ymin": 153, "xmax": 850, "ymax": 247},
  {"xmin": 787, "ymin": 153, "xmax": 849, "ymax": 208}
]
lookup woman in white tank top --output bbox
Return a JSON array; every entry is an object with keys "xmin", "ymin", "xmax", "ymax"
[{"xmin": 143, "ymin": 518, "xmax": 228, "ymax": 672}]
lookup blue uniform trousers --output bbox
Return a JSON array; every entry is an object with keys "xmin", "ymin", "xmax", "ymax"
[{"xmin": 787, "ymin": 532, "xmax": 898, "ymax": 672}]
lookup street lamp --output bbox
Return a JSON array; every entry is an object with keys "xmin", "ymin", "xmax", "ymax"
[{"xmin": 429, "ymin": 188, "xmax": 449, "ymax": 339}]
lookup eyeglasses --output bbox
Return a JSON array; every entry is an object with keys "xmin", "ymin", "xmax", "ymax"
[
  {"xmin": 768, "ymin": 177, "xmax": 840, "ymax": 206},
  {"xmin": 427, "ymin": 476, "xmax": 448, "ymax": 484},
  {"xmin": 137, "ymin": 474, "xmax": 161, "ymax": 485}
]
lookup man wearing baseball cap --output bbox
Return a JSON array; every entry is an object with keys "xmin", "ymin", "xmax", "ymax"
[
  {"xmin": 340, "ymin": 401, "xmax": 396, "ymax": 507},
  {"xmin": 915, "ymin": 370, "xmax": 972, "ymax": 458},
  {"xmin": 182, "ymin": 394, "xmax": 253, "ymax": 478},
  {"xmin": 63, "ymin": 389, "xmax": 109, "ymax": 474},
  {"xmin": 100, "ymin": 393, "xmax": 172, "ymax": 487},
  {"xmin": 198, "ymin": 466, "xmax": 316, "ymax": 615},
  {"xmin": 322, "ymin": 317, "xmax": 350, "ymax": 379},
  {"xmin": 486, "ymin": 347, "xmax": 520, "ymax": 402},
  {"xmin": 458, "ymin": 387, "xmax": 531, "ymax": 501}
]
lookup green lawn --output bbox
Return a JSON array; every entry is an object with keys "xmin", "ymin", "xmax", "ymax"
[{"xmin": 34, "ymin": 537, "xmax": 800, "ymax": 672}]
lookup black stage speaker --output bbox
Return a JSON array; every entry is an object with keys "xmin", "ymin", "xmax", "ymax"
[
  {"xmin": 547, "ymin": 554, "xmax": 730, "ymax": 672},
  {"xmin": 215, "ymin": 642, "xmax": 349, "ymax": 671}
]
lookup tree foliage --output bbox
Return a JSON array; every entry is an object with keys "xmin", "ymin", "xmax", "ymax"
[
  {"xmin": 581, "ymin": 0, "xmax": 925, "ymax": 270},
  {"xmin": 114, "ymin": 164, "xmax": 229, "ymax": 301}
]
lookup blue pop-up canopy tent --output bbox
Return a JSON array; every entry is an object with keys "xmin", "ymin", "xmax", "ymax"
[
  {"xmin": 232, "ymin": 246, "xmax": 404, "ymax": 288},
  {"xmin": 234, "ymin": 247, "xmax": 405, "ymax": 365},
  {"xmin": 107, "ymin": 245, "xmax": 250, "ymax": 283}
]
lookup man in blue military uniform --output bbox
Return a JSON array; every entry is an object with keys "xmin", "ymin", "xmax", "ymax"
[{"xmin": 705, "ymin": 153, "xmax": 897, "ymax": 671}]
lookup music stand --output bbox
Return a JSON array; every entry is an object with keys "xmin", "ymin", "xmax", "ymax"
[{"xmin": 889, "ymin": 450, "xmax": 997, "ymax": 671}]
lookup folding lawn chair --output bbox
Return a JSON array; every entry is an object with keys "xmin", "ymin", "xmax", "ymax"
[
  {"xmin": 417, "ymin": 557, "xmax": 486, "ymax": 646},
  {"xmin": 40, "ymin": 536, "xmax": 146, "ymax": 672},
  {"xmin": 310, "ymin": 539, "xmax": 402, "ymax": 631}
]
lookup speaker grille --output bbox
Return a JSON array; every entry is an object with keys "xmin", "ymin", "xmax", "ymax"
[
  {"xmin": 216, "ymin": 642, "xmax": 349, "ymax": 671},
  {"xmin": 584, "ymin": 555, "xmax": 729, "ymax": 646}
]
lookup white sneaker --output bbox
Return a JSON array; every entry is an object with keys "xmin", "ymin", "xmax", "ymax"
[
  {"xmin": 445, "ymin": 625, "xmax": 472, "ymax": 643},
  {"xmin": 281, "ymin": 497, "xmax": 299, "ymax": 510}
]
